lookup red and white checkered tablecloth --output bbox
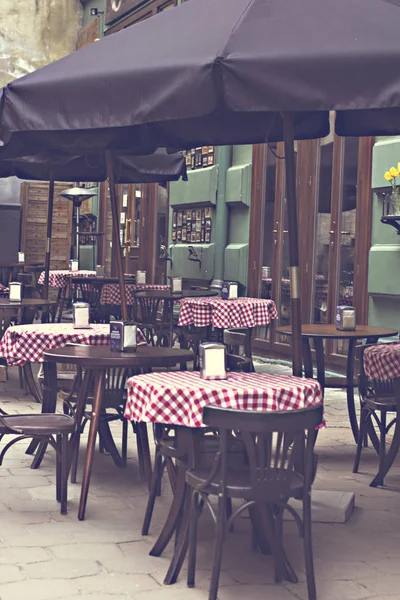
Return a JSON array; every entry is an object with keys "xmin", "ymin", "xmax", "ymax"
[
  {"xmin": 100, "ymin": 284, "xmax": 169, "ymax": 306},
  {"xmin": 38, "ymin": 270, "xmax": 96, "ymax": 289},
  {"xmin": 177, "ymin": 297, "xmax": 278, "ymax": 329},
  {"xmin": 0, "ymin": 322, "xmax": 141, "ymax": 367},
  {"xmin": 364, "ymin": 342, "xmax": 400, "ymax": 381},
  {"xmin": 125, "ymin": 371, "xmax": 323, "ymax": 428}
]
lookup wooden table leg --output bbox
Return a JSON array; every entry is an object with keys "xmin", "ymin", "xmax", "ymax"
[
  {"xmin": 28, "ymin": 361, "xmax": 58, "ymax": 468},
  {"xmin": 57, "ymin": 286, "xmax": 68, "ymax": 323},
  {"xmin": 68, "ymin": 370, "xmax": 93, "ymax": 482},
  {"xmin": 78, "ymin": 370, "xmax": 104, "ymax": 521},
  {"xmin": 313, "ymin": 337, "xmax": 325, "ymax": 389},
  {"xmin": 346, "ymin": 339, "xmax": 359, "ymax": 444},
  {"xmin": 302, "ymin": 338, "xmax": 313, "ymax": 379},
  {"xmin": 23, "ymin": 363, "xmax": 42, "ymax": 404}
]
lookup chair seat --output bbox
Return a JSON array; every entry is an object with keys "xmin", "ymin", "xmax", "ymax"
[
  {"xmin": 186, "ymin": 467, "xmax": 304, "ymax": 499},
  {"xmin": 2, "ymin": 414, "xmax": 75, "ymax": 436},
  {"xmin": 364, "ymin": 395, "xmax": 398, "ymax": 411}
]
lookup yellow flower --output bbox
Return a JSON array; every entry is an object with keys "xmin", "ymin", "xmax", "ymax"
[
  {"xmin": 390, "ymin": 166, "xmax": 399, "ymax": 177},
  {"xmin": 385, "ymin": 171, "xmax": 394, "ymax": 182}
]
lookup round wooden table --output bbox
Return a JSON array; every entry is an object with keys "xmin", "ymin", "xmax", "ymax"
[
  {"xmin": 42, "ymin": 345, "xmax": 194, "ymax": 520},
  {"xmin": 276, "ymin": 324, "xmax": 398, "ymax": 442},
  {"xmin": 135, "ymin": 289, "xmax": 218, "ymax": 300},
  {"xmin": 0, "ymin": 298, "xmax": 57, "ymax": 308}
]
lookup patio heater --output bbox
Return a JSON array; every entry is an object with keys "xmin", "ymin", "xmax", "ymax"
[{"xmin": 59, "ymin": 186, "xmax": 97, "ymax": 265}]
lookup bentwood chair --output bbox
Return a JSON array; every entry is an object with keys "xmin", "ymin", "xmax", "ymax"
[
  {"xmin": 132, "ymin": 293, "xmax": 173, "ymax": 346},
  {"xmin": 0, "ymin": 411, "xmax": 75, "ymax": 514},
  {"xmin": 353, "ymin": 344, "xmax": 400, "ymax": 487},
  {"xmin": 141, "ymin": 353, "xmax": 253, "ymax": 536},
  {"xmin": 186, "ymin": 404, "xmax": 323, "ymax": 600}
]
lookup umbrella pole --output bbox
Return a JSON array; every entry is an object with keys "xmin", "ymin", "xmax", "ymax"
[
  {"xmin": 282, "ymin": 112, "xmax": 302, "ymax": 377},
  {"xmin": 105, "ymin": 151, "xmax": 129, "ymax": 321},
  {"xmin": 43, "ymin": 175, "xmax": 55, "ymax": 301},
  {"xmin": 75, "ymin": 203, "xmax": 80, "ymax": 263}
]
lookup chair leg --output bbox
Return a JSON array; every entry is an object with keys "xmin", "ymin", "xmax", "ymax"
[
  {"xmin": 60, "ymin": 434, "xmax": 68, "ymax": 515},
  {"xmin": 378, "ymin": 410, "xmax": 387, "ymax": 482},
  {"xmin": 137, "ymin": 423, "xmax": 152, "ymax": 491},
  {"xmin": 208, "ymin": 494, "xmax": 226, "ymax": 600},
  {"xmin": 122, "ymin": 417, "xmax": 128, "ymax": 468},
  {"xmin": 142, "ymin": 446, "xmax": 163, "ymax": 536},
  {"xmin": 353, "ymin": 405, "xmax": 369, "ymax": 474},
  {"xmin": 302, "ymin": 492, "xmax": 317, "ymax": 600},
  {"xmin": 187, "ymin": 490, "xmax": 201, "ymax": 588},
  {"xmin": 55, "ymin": 435, "xmax": 61, "ymax": 503},
  {"xmin": 71, "ymin": 430, "xmax": 81, "ymax": 484}
]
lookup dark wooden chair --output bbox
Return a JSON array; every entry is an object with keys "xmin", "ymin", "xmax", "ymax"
[
  {"xmin": 132, "ymin": 294, "xmax": 172, "ymax": 346},
  {"xmin": 186, "ymin": 403, "xmax": 323, "ymax": 600},
  {"xmin": 353, "ymin": 344, "xmax": 400, "ymax": 487},
  {"xmin": 74, "ymin": 280, "xmax": 107, "ymax": 323},
  {"xmin": 223, "ymin": 328, "xmax": 254, "ymax": 372},
  {"xmin": 141, "ymin": 353, "xmax": 254, "ymax": 537},
  {"xmin": 0, "ymin": 411, "xmax": 75, "ymax": 514}
]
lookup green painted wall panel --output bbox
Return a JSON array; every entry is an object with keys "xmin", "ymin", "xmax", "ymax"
[
  {"xmin": 369, "ymin": 296, "xmax": 400, "ymax": 332},
  {"xmin": 369, "ymin": 245, "xmax": 400, "ymax": 296},
  {"xmin": 226, "ymin": 163, "xmax": 251, "ymax": 206},
  {"xmin": 372, "ymin": 138, "xmax": 400, "ymax": 189},
  {"xmin": 168, "ymin": 244, "xmax": 215, "ymax": 280},
  {"xmin": 169, "ymin": 166, "xmax": 218, "ymax": 206},
  {"xmin": 224, "ymin": 243, "xmax": 249, "ymax": 287}
]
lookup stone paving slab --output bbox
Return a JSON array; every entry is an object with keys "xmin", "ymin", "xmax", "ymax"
[{"xmin": 0, "ymin": 364, "xmax": 399, "ymax": 600}]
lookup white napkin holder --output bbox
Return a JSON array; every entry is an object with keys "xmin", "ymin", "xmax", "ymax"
[
  {"xmin": 171, "ymin": 277, "xmax": 183, "ymax": 294},
  {"xmin": 73, "ymin": 302, "xmax": 90, "ymax": 329},
  {"xmin": 199, "ymin": 342, "xmax": 227, "ymax": 380},
  {"xmin": 9, "ymin": 282, "xmax": 22, "ymax": 302},
  {"xmin": 336, "ymin": 306, "xmax": 356, "ymax": 331},
  {"xmin": 136, "ymin": 270, "xmax": 146, "ymax": 284},
  {"xmin": 221, "ymin": 281, "xmax": 238, "ymax": 300},
  {"xmin": 110, "ymin": 321, "xmax": 137, "ymax": 352},
  {"xmin": 69, "ymin": 259, "xmax": 79, "ymax": 272},
  {"xmin": 96, "ymin": 265, "xmax": 105, "ymax": 277},
  {"xmin": 18, "ymin": 252, "xmax": 25, "ymax": 263}
]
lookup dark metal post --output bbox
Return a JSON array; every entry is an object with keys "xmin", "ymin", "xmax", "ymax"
[
  {"xmin": 105, "ymin": 151, "xmax": 129, "ymax": 321},
  {"xmin": 43, "ymin": 176, "xmax": 55, "ymax": 301},
  {"xmin": 282, "ymin": 112, "xmax": 302, "ymax": 377}
]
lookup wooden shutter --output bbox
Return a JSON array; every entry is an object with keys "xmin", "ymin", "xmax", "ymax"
[
  {"xmin": 76, "ymin": 18, "xmax": 101, "ymax": 50},
  {"xmin": 20, "ymin": 182, "xmax": 73, "ymax": 269}
]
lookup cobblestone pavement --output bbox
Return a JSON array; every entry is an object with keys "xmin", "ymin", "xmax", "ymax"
[{"xmin": 0, "ymin": 361, "xmax": 399, "ymax": 600}]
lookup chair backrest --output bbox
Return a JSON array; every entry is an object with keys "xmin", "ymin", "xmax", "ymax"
[
  {"xmin": 224, "ymin": 328, "xmax": 252, "ymax": 362},
  {"xmin": 200, "ymin": 404, "xmax": 323, "ymax": 503},
  {"xmin": 133, "ymin": 294, "xmax": 170, "ymax": 328},
  {"xmin": 77, "ymin": 282, "xmax": 102, "ymax": 308},
  {"xmin": 357, "ymin": 344, "xmax": 395, "ymax": 399}
]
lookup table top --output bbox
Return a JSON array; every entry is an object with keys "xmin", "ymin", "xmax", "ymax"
[
  {"xmin": 44, "ymin": 344, "xmax": 194, "ymax": 368},
  {"xmin": 125, "ymin": 371, "xmax": 323, "ymax": 428},
  {"xmin": 178, "ymin": 296, "xmax": 278, "ymax": 329},
  {"xmin": 135, "ymin": 289, "xmax": 218, "ymax": 300},
  {"xmin": 38, "ymin": 270, "xmax": 96, "ymax": 288},
  {"xmin": 73, "ymin": 276, "xmax": 136, "ymax": 284},
  {"xmin": 364, "ymin": 342, "xmax": 400, "ymax": 381},
  {"xmin": 0, "ymin": 323, "xmax": 113, "ymax": 366},
  {"xmin": 0, "ymin": 298, "xmax": 57, "ymax": 308},
  {"xmin": 276, "ymin": 324, "xmax": 398, "ymax": 340}
]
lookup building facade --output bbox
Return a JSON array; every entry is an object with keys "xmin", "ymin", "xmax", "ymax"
[{"xmin": 80, "ymin": 0, "xmax": 398, "ymax": 364}]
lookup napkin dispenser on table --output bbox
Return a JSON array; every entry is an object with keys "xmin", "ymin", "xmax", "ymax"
[
  {"xmin": 95, "ymin": 265, "xmax": 105, "ymax": 277},
  {"xmin": 136, "ymin": 270, "xmax": 146, "ymax": 284},
  {"xmin": 336, "ymin": 306, "xmax": 356, "ymax": 331},
  {"xmin": 9, "ymin": 282, "xmax": 22, "ymax": 302},
  {"xmin": 110, "ymin": 321, "xmax": 137, "ymax": 352},
  {"xmin": 69, "ymin": 259, "xmax": 79, "ymax": 272},
  {"xmin": 73, "ymin": 302, "xmax": 90, "ymax": 329},
  {"xmin": 221, "ymin": 281, "xmax": 238, "ymax": 300},
  {"xmin": 199, "ymin": 342, "xmax": 227, "ymax": 380},
  {"xmin": 18, "ymin": 252, "xmax": 25, "ymax": 263},
  {"xmin": 171, "ymin": 277, "xmax": 183, "ymax": 294}
]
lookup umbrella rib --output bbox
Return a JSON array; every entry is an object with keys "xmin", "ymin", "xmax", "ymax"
[{"xmin": 216, "ymin": 0, "xmax": 254, "ymax": 59}]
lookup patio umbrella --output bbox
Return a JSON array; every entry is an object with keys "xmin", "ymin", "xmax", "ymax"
[
  {"xmin": 2, "ymin": 0, "xmax": 400, "ymax": 374},
  {"xmin": 1, "ymin": 150, "xmax": 187, "ymax": 307}
]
